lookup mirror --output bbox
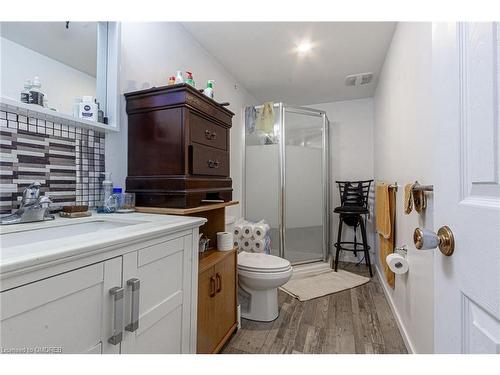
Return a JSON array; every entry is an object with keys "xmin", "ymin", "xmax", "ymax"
[{"xmin": 0, "ymin": 22, "xmax": 108, "ymax": 122}]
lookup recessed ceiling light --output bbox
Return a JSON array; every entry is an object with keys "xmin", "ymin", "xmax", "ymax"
[{"xmin": 296, "ymin": 41, "xmax": 313, "ymax": 54}]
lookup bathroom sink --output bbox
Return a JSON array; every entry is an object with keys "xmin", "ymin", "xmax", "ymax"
[{"xmin": 0, "ymin": 220, "xmax": 141, "ymax": 249}]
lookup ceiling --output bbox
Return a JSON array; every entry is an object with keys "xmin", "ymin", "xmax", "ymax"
[
  {"xmin": 182, "ymin": 22, "xmax": 396, "ymax": 105},
  {"xmin": 1, "ymin": 22, "xmax": 97, "ymax": 77}
]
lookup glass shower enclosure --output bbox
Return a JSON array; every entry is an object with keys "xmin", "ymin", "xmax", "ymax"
[{"xmin": 244, "ymin": 103, "xmax": 329, "ymax": 264}]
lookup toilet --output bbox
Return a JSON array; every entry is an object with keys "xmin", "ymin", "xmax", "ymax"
[{"xmin": 237, "ymin": 251, "xmax": 293, "ymax": 322}]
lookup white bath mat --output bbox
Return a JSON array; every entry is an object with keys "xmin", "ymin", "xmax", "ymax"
[{"xmin": 280, "ymin": 268, "xmax": 370, "ymax": 302}]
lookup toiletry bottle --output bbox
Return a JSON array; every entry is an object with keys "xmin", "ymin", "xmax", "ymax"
[
  {"xmin": 185, "ymin": 71, "xmax": 195, "ymax": 87},
  {"xmin": 203, "ymin": 80, "xmax": 215, "ymax": 99},
  {"xmin": 21, "ymin": 80, "xmax": 32, "ymax": 103},
  {"xmin": 73, "ymin": 97, "xmax": 82, "ymax": 118},
  {"xmin": 79, "ymin": 96, "xmax": 98, "ymax": 121},
  {"xmin": 112, "ymin": 187, "xmax": 123, "ymax": 210},
  {"xmin": 29, "ymin": 76, "xmax": 44, "ymax": 106},
  {"xmin": 174, "ymin": 70, "xmax": 184, "ymax": 84},
  {"xmin": 168, "ymin": 76, "xmax": 176, "ymax": 85},
  {"xmin": 95, "ymin": 99, "xmax": 104, "ymax": 123},
  {"xmin": 102, "ymin": 172, "xmax": 113, "ymax": 207}
]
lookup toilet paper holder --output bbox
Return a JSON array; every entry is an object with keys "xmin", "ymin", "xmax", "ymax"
[
  {"xmin": 387, "ymin": 247, "xmax": 409, "ymax": 274},
  {"xmin": 394, "ymin": 245, "xmax": 408, "ymax": 256}
]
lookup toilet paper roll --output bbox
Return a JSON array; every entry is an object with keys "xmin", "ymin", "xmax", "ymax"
[
  {"xmin": 253, "ymin": 222, "xmax": 270, "ymax": 240},
  {"xmin": 217, "ymin": 232, "xmax": 234, "ymax": 251},
  {"xmin": 386, "ymin": 253, "xmax": 409, "ymax": 274},
  {"xmin": 233, "ymin": 224, "xmax": 243, "ymax": 238},
  {"xmin": 241, "ymin": 224, "xmax": 254, "ymax": 239},
  {"xmin": 240, "ymin": 238, "xmax": 253, "ymax": 251},
  {"xmin": 233, "ymin": 237, "xmax": 241, "ymax": 249},
  {"xmin": 252, "ymin": 238, "xmax": 266, "ymax": 253}
]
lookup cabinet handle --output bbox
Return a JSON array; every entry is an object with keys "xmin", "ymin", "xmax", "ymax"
[
  {"xmin": 209, "ymin": 276, "xmax": 216, "ymax": 297},
  {"xmin": 125, "ymin": 278, "xmax": 140, "ymax": 332},
  {"xmin": 108, "ymin": 286, "xmax": 124, "ymax": 345},
  {"xmin": 211, "ymin": 131, "xmax": 217, "ymax": 140},
  {"xmin": 216, "ymin": 273, "xmax": 222, "ymax": 293}
]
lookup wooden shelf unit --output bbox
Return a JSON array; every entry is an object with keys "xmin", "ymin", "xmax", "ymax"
[{"xmin": 136, "ymin": 200, "xmax": 238, "ymax": 250}]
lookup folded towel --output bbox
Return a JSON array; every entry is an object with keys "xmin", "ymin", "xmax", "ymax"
[
  {"xmin": 404, "ymin": 181, "xmax": 427, "ymax": 214},
  {"xmin": 376, "ymin": 182, "xmax": 396, "ymax": 288},
  {"xmin": 245, "ymin": 106, "xmax": 257, "ymax": 134},
  {"xmin": 404, "ymin": 183, "xmax": 415, "ymax": 214},
  {"xmin": 255, "ymin": 102, "xmax": 275, "ymax": 134},
  {"xmin": 413, "ymin": 185, "xmax": 427, "ymax": 214}
]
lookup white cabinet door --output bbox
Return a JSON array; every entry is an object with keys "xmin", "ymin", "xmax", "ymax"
[
  {"xmin": 120, "ymin": 235, "xmax": 194, "ymax": 354},
  {"xmin": 0, "ymin": 257, "xmax": 122, "ymax": 354}
]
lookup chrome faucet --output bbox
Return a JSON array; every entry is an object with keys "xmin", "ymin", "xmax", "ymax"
[{"xmin": 0, "ymin": 182, "xmax": 55, "ymax": 225}]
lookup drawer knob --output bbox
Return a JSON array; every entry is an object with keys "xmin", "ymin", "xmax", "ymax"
[
  {"xmin": 207, "ymin": 159, "xmax": 220, "ymax": 168},
  {"xmin": 205, "ymin": 130, "xmax": 217, "ymax": 140}
]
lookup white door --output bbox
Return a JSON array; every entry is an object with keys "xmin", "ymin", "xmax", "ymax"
[
  {"xmin": 0, "ymin": 257, "xmax": 122, "ymax": 354},
  {"xmin": 120, "ymin": 235, "xmax": 194, "ymax": 354},
  {"xmin": 433, "ymin": 22, "xmax": 500, "ymax": 353}
]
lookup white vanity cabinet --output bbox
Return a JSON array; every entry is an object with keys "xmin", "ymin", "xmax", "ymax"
[{"xmin": 0, "ymin": 231, "xmax": 198, "ymax": 354}]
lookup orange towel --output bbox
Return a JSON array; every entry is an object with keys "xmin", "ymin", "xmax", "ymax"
[
  {"xmin": 376, "ymin": 183, "xmax": 391, "ymax": 239},
  {"xmin": 375, "ymin": 182, "xmax": 396, "ymax": 288}
]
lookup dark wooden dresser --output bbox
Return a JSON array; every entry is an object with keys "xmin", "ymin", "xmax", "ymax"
[{"xmin": 125, "ymin": 84, "xmax": 234, "ymax": 208}]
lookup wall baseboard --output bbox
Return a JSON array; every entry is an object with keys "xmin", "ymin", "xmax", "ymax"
[{"xmin": 375, "ymin": 265, "xmax": 416, "ymax": 354}]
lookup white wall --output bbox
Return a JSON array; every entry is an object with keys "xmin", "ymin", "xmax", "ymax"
[
  {"xmin": 373, "ymin": 22, "xmax": 434, "ymax": 353},
  {"xmin": 0, "ymin": 37, "xmax": 96, "ymax": 114},
  {"xmin": 309, "ymin": 98, "xmax": 375, "ymax": 262},
  {"xmin": 106, "ymin": 22, "xmax": 257, "ymax": 218}
]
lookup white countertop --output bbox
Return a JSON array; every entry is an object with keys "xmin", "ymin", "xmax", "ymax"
[{"xmin": 0, "ymin": 212, "xmax": 206, "ymax": 276}]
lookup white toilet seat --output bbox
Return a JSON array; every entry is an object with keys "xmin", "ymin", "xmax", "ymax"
[
  {"xmin": 238, "ymin": 267, "xmax": 292, "ymax": 280},
  {"xmin": 237, "ymin": 251, "xmax": 291, "ymax": 273}
]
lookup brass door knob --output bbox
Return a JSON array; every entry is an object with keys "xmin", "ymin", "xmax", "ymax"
[{"xmin": 413, "ymin": 226, "xmax": 455, "ymax": 256}]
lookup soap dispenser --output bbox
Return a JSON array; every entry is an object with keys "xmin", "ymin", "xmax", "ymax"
[{"xmin": 102, "ymin": 172, "xmax": 113, "ymax": 200}]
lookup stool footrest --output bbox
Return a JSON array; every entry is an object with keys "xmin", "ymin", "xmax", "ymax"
[{"xmin": 334, "ymin": 241, "xmax": 371, "ymax": 252}]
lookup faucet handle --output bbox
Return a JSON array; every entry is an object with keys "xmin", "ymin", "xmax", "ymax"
[
  {"xmin": 21, "ymin": 182, "xmax": 42, "ymax": 205},
  {"xmin": 38, "ymin": 195, "xmax": 52, "ymax": 206}
]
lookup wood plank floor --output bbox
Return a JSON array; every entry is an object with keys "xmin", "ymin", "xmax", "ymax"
[{"xmin": 221, "ymin": 262, "xmax": 407, "ymax": 354}]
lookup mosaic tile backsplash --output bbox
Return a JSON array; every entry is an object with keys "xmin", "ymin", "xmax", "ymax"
[{"xmin": 0, "ymin": 108, "xmax": 105, "ymax": 215}]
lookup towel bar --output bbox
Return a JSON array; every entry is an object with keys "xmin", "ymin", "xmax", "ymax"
[
  {"xmin": 386, "ymin": 183, "xmax": 434, "ymax": 192},
  {"xmin": 388, "ymin": 182, "xmax": 399, "ymax": 191}
]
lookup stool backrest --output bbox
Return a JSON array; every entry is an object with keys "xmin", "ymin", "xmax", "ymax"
[{"xmin": 336, "ymin": 180, "xmax": 373, "ymax": 208}]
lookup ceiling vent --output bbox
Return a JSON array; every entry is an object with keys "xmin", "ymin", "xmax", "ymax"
[
  {"xmin": 345, "ymin": 75, "xmax": 358, "ymax": 86},
  {"xmin": 345, "ymin": 72, "xmax": 374, "ymax": 87}
]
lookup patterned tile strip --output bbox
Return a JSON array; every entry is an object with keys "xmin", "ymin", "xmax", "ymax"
[{"xmin": 0, "ymin": 109, "xmax": 105, "ymax": 214}]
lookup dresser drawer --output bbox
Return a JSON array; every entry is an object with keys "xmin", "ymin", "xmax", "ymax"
[
  {"xmin": 190, "ymin": 144, "xmax": 229, "ymax": 176},
  {"xmin": 189, "ymin": 112, "xmax": 228, "ymax": 150}
]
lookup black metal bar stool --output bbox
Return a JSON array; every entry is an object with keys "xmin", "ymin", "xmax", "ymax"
[{"xmin": 333, "ymin": 180, "xmax": 373, "ymax": 277}]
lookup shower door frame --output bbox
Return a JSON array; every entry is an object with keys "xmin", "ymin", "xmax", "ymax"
[
  {"xmin": 244, "ymin": 103, "xmax": 330, "ymax": 265},
  {"xmin": 279, "ymin": 104, "xmax": 330, "ymax": 265}
]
